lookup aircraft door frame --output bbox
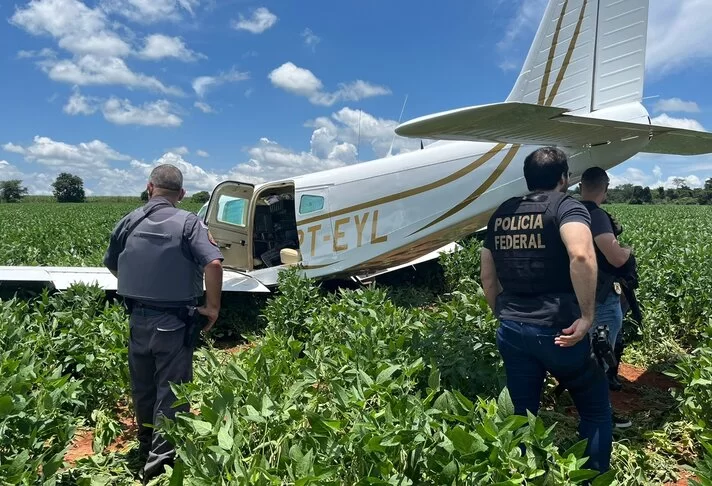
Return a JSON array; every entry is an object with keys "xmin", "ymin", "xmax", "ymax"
[{"xmin": 205, "ymin": 181, "xmax": 255, "ymax": 270}]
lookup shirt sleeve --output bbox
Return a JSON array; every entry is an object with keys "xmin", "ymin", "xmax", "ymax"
[
  {"xmin": 589, "ymin": 208, "xmax": 614, "ymax": 237},
  {"xmin": 184, "ymin": 213, "xmax": 224, "ymax": 267},
  {"xmin": 484, "ymin": 212, "xmax": 497, "ymax": 251},
  {"xmin": 557, "ymin": 197, "xmax": 591, "ymax": 227},
  {"xmin": 103, "ymin": 218, "xmax": 127, "ymax": 271}
]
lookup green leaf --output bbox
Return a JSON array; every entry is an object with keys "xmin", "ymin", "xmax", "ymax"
[
  {"xmin": 497, "ymin": 387, "xmax": 515, "ymax": 418},
  {"xmin": 376, "ymin": 365, "xmax": 400, "ymax": 384},
  {"xmin": 169, "ymin": 460, "xmax": 185, "ymax": 486},
  {"xmin": 217, "ymin": 424, "xmax": 234, "ymax": 450},
  {"xmin": 563, "ymin": 439, "xmax": 589, "ymax": 459},
  {"xmin": 0, "ymin": 395, "xmax": 13, "ymax": 416},
  {"xmin": 192, "ymin": 420, "xmax": 213, "ymax": 436},
  {"xmin": 428, "ymin": 367, "xmax": 441, "ymax": 391}
]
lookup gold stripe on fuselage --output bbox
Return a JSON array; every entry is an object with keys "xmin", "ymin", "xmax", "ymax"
[{"xmin": 296, "ymin": 143, "xmax": 507, "ymax": 227}]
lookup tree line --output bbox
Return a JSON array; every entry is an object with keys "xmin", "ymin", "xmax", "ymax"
[
  {"xmin": 569, "ymin": 177, "xmax": 712, "ymax": 205},
  {"xmin": 1, "ymin": 172, "xmax": 211, "ymax": 204}
]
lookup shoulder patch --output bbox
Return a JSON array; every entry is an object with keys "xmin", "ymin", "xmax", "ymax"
[{"xmin": 208, "ymin": 230, "xmax": 217, "ymax": 247}]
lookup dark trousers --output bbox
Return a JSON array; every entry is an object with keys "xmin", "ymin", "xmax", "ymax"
[
  {"xmin": 128, "ymin": 307, "xmax": 192, "ymax": 478},
  {"xmin": 496, "ymin": 319, "xmax": 612, "ymax": 473}
]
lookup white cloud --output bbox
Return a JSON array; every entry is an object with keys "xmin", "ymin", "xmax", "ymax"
[
  {"xmin": 38, "ymin": 55, "xmax": 184, "ymax": 95},
  {"xmin": 137, "ymin": 34, "xmax": 203, "ymax": 62},
  {"xmin": 301, "ymin": 28, "xmax": 321, "ymax": 51},
  {"xmin": 653, "ymin": 98, "xmax": 701, "ymax": 113},
  {"xmin": 169, "ymin": 146, "xmax": 189, "ymax": 155},
  {"xmin": 0, "ymin": 160, "xmax": 25, "ymax": 180},
  {"xmin": 193, "ymin": 67, "xmax": 250, "ymax": 97},
  {"xmin": 10, "ymin": 0, "xmax": 131, "ymax": 58},
  {"xmin": 651, "ymin": 114, "xmax": 705, "ymax": 132},
  {"xmin": 102, "ymin": 98, "xmax": 183, "ymax": 127},
  {"xmin": 63, "ymin": 87, "xmax": 99, "ymax": 115},
  {"xmin": 10, "ymin": 0, "xmax": 187, "ymax": 96},
  {"xmin": 608, "ymin": 156, "xmax": 710, "ymax": 190},
  {"xmin": 647, "ymin": 0, "xmax": 712, "ymax": 77},
  {"xmin": 231, "ymin": 7, "xmax": 277, "ymax": 34},
  {"xmin": 268, "ymin": 62, "xmax": 391, "ymax": 106},
  {"xmin": 194, "ymin": 101, "xmax": 215, "ymax": 113},
  {"xmin": 495, "ymin": 0, "xmax": 546, "ymax": 70},
  {"xmin": 17, "ymin": 48, "xmax": 56, "ymax": 59},
  {"xmin": 100, "ymin": 0, "xmax": 200, "ymax": 24},
  {"xmin": 3, "ymin": 105, "xmax": 428, "ymax": 195},
  {"xmin": 307, "ymin": 107, "xmax": 422, "ymax": 158},
  {"xmin": 653, "ymin": 165, "xmax": 663, "ymax": 179},
  {"xmin": 3, "ymin": 143, "xmax": 27, "ymax": 155}
]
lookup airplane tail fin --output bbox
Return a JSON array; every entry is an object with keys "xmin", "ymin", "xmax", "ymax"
[
  {"xmin": 506, "ymin": 0, "xmax": 649, "ymax": 115},
  {"xmin": 397, "ymin": 0, "xmax": 712, "ymax": 156}
]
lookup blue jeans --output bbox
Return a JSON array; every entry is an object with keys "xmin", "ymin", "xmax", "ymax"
[{"xmin": 496, "ymin": 319, "xmax": 612, "ymax": 473}]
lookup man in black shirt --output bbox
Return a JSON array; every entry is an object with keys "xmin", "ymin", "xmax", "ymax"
[
  {"xmin": 481, "ymin": 147, "xmax": 612, "ymax": 474},
  {"xmin": 580, "ymin": 167, "xmax": 634, "ymax": 429}
]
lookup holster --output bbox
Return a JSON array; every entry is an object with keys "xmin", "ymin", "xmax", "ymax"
[{"xmin": 183, "ymin": 306, "xmax": 203, "ymax": 348}]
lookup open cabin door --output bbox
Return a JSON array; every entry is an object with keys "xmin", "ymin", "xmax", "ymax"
[{"xmin": 205, "ymin": 181, "xmax": 255, "ymax": 270}]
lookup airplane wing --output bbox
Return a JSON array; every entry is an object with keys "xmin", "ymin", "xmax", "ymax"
[
  {"xmin": 395, "ymin": 102, "xmax": 712, "ymax": 156},
  {"xmin": 0, "ymin": 266, "xmax": 270, "ymax": 293}
]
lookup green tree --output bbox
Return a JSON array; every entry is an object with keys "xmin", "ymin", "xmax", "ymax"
[
  {"xmin": 140, "ymin": 189, "xmax": 149, "ymax": 202},
  {"xmin": 705, "ymin": 178, "xmax": 712, "ymax": 191},
  {"xmin": 0, "ymin": 179, "xmax": 28, "ymax": 202},
  {"xmin": 191, "ymin": 191, "xmax": 210, "ymax": 203},
  {"xmin": 656, "ymin": 186, "xmax": 665, "ymax": 201},
  {"xmin": 52, "ymin": 173, "xmax": 85, "ymax": 203}
]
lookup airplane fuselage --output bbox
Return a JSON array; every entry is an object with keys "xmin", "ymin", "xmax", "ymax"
[{"xmin": 240, "ymin": 102, "xmax": 652, "ymax": 285}]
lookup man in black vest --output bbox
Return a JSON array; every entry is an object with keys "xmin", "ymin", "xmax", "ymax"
[
  {"xmin": 580, "ymin": 167, "xmax": 634, "ymax": 429},
  {"xmin": 103, "ymin": 164, "xmax": 224, "ymax": 483},
  {"xmin": 480, "ymin": 147, "xmax": 612, "ymax": 474}
]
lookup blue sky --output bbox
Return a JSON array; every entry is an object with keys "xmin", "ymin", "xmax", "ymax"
[{"xmin": 1, "ymin": 0, "xmax": 711, "ymax": 195}]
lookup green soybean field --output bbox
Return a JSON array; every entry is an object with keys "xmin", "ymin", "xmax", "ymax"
[{"xmin": 1, "ymin": 201, "xmax": 711, "ymax": 485}]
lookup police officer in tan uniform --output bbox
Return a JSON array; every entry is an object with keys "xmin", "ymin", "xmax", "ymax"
[
  {"xmin": 103, "ymin": 164, "xmax": 223, "ymax": 483},
  {"xmin": 480, "ymin": 147, "xmax": 612, "ymax": 474}
]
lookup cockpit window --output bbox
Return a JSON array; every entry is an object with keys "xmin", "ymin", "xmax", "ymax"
[
  {"xmin": 299, "ymin": 195, "xmax": 324, "ymax": 214},
  {"xmin": 216, "ymin": 195, "xmax": 247, "ymax": 227}
]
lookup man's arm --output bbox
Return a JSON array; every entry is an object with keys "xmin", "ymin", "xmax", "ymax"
[
  {"xmin": 200, "ymin": 259, "xmax": 223, "ymax": 332},
  {"xmin": 555, "ymin": 221, "xmax": 597, "ymax": 347},
  {"xmin": 184, "ymin": 214, "xmax": 225, "ymax": 332},
  {"xmin": 103, "ymin": 219, "xmax": 126, "ymax": 277},
  {"xmin": 594, "ymin": 233, "xmax": 631, "ymax": 268},
  {"xmin": 480, "ymin": 248, "xmax": 501, "ymax": 312}
]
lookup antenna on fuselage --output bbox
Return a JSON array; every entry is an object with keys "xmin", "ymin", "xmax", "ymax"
[
  {"xmin": 357, "ymin": 109, "xmax": 362, "ymax": 162},
  {"xmin": 387, "ymin": 94, "xmax": 409, "ymax": 157}
]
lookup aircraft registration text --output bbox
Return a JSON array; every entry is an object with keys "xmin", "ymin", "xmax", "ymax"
[{"xmin": 298, "ymin": 209, "xmax": 389, "ymax": 256}]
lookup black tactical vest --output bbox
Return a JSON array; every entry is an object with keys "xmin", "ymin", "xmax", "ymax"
[
  {"xmin": 581, "ymin": 201, "xmax": 622, "ymax": 302},
  {"xmin": 117, "ymin": 203, "xmax": 203, "ymax": 305},
  {"xmin": 489, "ymin": 191, "xmax": 579, "ymax": 327}
]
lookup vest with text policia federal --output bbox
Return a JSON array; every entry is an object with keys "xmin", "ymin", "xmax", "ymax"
[
  {"xmin": 488, "ymin": 191, "xmax": 580, "ymax": 328},
  {"xmin": 117, "ymin": 202, "xmax": 204, "ymax": 305}
]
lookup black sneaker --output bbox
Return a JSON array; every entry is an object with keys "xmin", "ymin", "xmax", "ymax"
[{"xmin": 613, "ymin": 412, "xmax": 632, "ymax": 429}]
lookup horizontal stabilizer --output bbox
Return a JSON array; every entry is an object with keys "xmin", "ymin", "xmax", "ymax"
[{"xmin": 395, "ymin": 102, "xmax": 712, "ymax": 155}]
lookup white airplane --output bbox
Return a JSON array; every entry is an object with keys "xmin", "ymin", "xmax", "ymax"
[{"xmin": 2, "ymin": 0, "xmax": 712, "ymax": 294}]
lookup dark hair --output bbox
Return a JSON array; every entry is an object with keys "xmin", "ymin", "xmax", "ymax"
[
  {"xmin": 580, "ymin": 167, "xmax": 610, "ymax": 193},
  {"xmin": 150, "ymin": 164, "xmax": 183, "ymax": 192},
  {"xmin": 522, "ymin": 147, "xmax": 569, "ymax": 191}
]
